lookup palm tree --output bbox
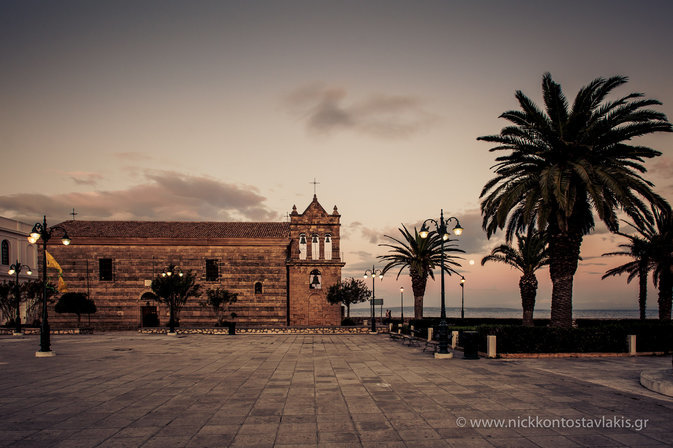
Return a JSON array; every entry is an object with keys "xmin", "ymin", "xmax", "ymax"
[
  {"xmin": 650, "ymin": 207, "xmax": 673, "ymax": 320},
  {"xmin": 479, "ymin": 73, "xmax": 671, "ymax": 327},
  {"xmin": 601, "ymin": 232, "xmax": 652, "ymax": 320},
  {"xmin": 151, "ymin": 265, "xmax": 202, "ymax": 332},
  {"xmin": 604, "ymin": 205, "xmax": 673, "ymax": 320},
  {"xmin": 378, "ymin": 225, "xmax": 464, "ymax": 319},
  {"xmin": 481, "ymin": 228, "xmax": 549, "ymax": 326}
]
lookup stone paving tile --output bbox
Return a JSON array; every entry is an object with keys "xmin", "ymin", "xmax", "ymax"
[
  {"xmin": 487, "ymin": 437, "xmax": 541, "ymax": 448},
  {"xmin": 444, "ymin": 437, "xmax": 495, "ymax": 448},
  {"xmin": 96, "ymin": 437, "xmax": 151, "ymax": 448},
  {"xmin": 1, "ymin": 332, "xmax": 673, "ymax": 448},
  {"xmin": 319, "ymin": 431, "xmax": 360, "ymax": 443},
  {"xmin": 230, "ymin": 432, "xmax": 277, "ymax": 447},
  {"xmin": 567, "ymin": 433, "xmax": 627, "ymax": 446},
  {"xmin": 526, "ymin": 435, "xmax": 582, "ymax": 447},
  {"xmin": 186, "ymin": 434, "xmax": 235, "ymax": 447}
]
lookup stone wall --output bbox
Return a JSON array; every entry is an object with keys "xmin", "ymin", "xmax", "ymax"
[
  {"xmin": 0, "ymin": 328, "xmax": 93, "ymax": 335},
  {"xmin": 287, "ymin": 263, "xmax": 343, "ymax": 326},
  {"xmin": 138, "ymin": 326, "xmax": 371, "ymax": 335},
  {"xmin": 46, "ymin": 239, "xmax": 289, "ymax": 330}
]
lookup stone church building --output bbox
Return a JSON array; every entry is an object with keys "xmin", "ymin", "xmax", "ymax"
[{"xmin": 44, "ymin": 196, "xmax": 345, "ymax": 329}]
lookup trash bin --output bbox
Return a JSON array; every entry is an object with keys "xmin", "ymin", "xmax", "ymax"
[
  {"xmin": 462, "ymin": 331, "xmax": 479, "ymax": 359},
  {"xmin": 224, "ymin": 322, "xmax": 235, "ymax": 335}
]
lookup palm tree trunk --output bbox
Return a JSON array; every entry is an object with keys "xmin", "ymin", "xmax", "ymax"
[
  {"xmin": 549, "ymin": 233, "xmax": 582, "ymax": 328},
  {"xmin": 638, "ymin": 261, "xmax": 648, "ymax": 321},
  {"xmin": 519, "ymin": 273, "xmax": 538, "ymax": 327},
  {"xmin": 346, "ymin": 303, "xmax": 350, "ymax": 318},
  {"xmin": 410, "ymin": 268, "xmax": 428, "ymax": 319},
  {"xmin": 658, "ymin": 264, "xmax": 672, "ymax": 320}
]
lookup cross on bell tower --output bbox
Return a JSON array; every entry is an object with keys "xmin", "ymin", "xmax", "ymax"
[{"xmin": 309, "ymin": 178, "xmax": 320, "ymax": 195}]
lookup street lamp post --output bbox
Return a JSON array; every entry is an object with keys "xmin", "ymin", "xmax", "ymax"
[
  {"xmin": 161, "ymin": 265, "xmax": 183, "ymax": 334},
  {"xmin": 420, "ymin": 209, "xmax": 463, "ymax": 357},
  {"xmin": 364, "ymin": 265, "xmax": 383, "ymax": 333},
  {"xmin": 460, "ymin": 276, "xmax": 465, "ymax": 320},
  {"xmin": 28, "ymin": 216, "xmax": 70, "ymax": 356},
  {"xmin": 400, "ymin": 287, "xmax": 404, "ymax": 324},
  {"xmin": 8, "ymin": 261, "xmax": 32, "ymax": 334}
]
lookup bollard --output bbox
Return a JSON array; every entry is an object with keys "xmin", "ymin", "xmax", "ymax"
[
  {"xmin": 428, "ymin": 327, "xmax": 433, "ymax": 342},
  {"xmin": 451, "ymin": 331, "xmax": 459, "ymax": 349},
  {"xmin": 487, "ymin": 335, "xmax": 497, "ymax": 358},
  {"xmin": 627, "ymin": 334, "xmax": 637, "ymax": 355}
]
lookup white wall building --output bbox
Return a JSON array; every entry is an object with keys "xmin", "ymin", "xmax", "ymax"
[{"xmin": 1, "ymin": 216, "xmax": 39, "ymax": 324}]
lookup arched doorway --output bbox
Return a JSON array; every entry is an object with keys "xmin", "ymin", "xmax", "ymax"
[{"xmin": 140, "ymin": 292, "xmax": 159, "ymax": 327}]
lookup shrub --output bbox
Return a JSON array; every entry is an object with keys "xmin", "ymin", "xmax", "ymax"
[
  {"xmin": 474, "ymin": 322, "xmax": 673, "ymax": 354},
  {"xmin": 54, "ymin": 292, "xmax": 96, "ymax": 327},
  {"xmin": 341, "ymin": 317, "xmax": 356, "ymax": 326}
]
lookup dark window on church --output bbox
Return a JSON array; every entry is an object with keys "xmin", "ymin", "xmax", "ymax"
[
  {"xmin": 309, "ymin": 269, "xmax": 322, "ymax": 289},
  {"xmin": 99, "ymin": 258, "xmax": 113, "ymax": 281},
  {"xmin": 1, "ymin": 240, "xmax": 8, "ymax": 265},
  {"xmin": 254, "ymin": 282, "xmax": 263, "ymax": 294},
  {"xmin": 206, "ymin": 259, "xmax": 219, "ymax": 281}
]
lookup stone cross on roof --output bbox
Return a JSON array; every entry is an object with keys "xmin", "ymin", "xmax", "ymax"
[{"xmin": 310, "ymin": 178, "xmax": 320, "ymax": 195}]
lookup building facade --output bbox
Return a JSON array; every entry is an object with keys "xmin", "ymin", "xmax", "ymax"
[
  {"xmin": 43, "ymin": 196, "xmax": 344, "ymax": 329},
  {"xmin": 0, "ymin": 216, "xmax": 39, "ymax": 325}
]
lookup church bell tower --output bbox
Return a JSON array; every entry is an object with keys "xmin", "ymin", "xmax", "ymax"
[{"xmin": 287, "ymin": 195, "xmax": 344, "ymax": 326}]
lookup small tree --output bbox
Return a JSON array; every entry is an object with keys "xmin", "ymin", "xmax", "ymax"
[
  {"xmin": 21, "ymin": 280, "xmax": 58, "ymax": 326},
  {"xmin": 54, "ymin": 292, "xmax": 97, "ymax": 327},
  {"xmin": 0, "ymin": 282, "xmax": 13, "ymax": 325},
  {"xmin": 326, "ymin": 278, "xmax": 371, "ymax": 318},
  {"xmin": 151, "ymin": 265, "xmax": 201, "ymax": 332},
  {"xmin": 202, "ymin": 288, "xmax": 238, "ymax": 325}
]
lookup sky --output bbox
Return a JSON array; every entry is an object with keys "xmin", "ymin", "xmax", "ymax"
[{"xmin": 2, "ymin": 0, "xmax": 673, "ymax": 313}]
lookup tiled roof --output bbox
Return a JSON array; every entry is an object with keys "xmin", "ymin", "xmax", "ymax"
[{"xmin": 57, "ymin": 220, "xmax": 290, "ymax": 239}]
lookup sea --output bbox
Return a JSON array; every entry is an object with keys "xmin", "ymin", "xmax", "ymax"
[{"xmin": 347, "ymin": 306, "xmax": 660, "ymax": 320}]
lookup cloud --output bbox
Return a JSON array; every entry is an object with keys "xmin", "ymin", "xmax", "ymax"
[
  {"xmin": 67, "ymin": 171, "xmax": 104, "ymax": 186},
  {"xmin": 114, "ymin": 152, "xmax": 154, "ymax": 162},
  {"xmin": 448, "ymin": 209, "xmax": 493, "ymax": 255},
  {"xmin": 352, "ymin": 210, "xmax": 492, "ymax": 256},
  {"xmin": 0, "ymin": 171, "xmax": 277, "ymax": 222},
  {"xmin": 362, "ymin": 226, "xmax": 389, "ymax": 244},
  {"xmin": 349, "ymin": 250, "xmax": 375, "ymax": 260},
  {"xmin": 284, "ymin": 84, "xmax": 437, "ymax": 139},
  {"xmin": 650, "ymin": 156, "xmax": 673, "ymax": 177}
]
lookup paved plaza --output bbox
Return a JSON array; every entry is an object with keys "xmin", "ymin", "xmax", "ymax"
[{"xmin": 1, "ymin": 332, "xmax": 672, "ymax": 448}]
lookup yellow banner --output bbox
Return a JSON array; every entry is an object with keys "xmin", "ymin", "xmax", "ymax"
[
  {"xmin": 57, "ymin": 275, "xmax": 68, "ymax": 293},
  {"xmin": 46, "ymin": 251, "xmax": 68, "ymax": 292},
  {"xmin": 45, "ymin": 251, "xmax": 62, "ymax": 272}
]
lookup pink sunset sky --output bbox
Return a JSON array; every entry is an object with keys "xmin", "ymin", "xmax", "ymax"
[{"xmin": 1, "ymin": 1, "xmax": 673, "ymax": 313}]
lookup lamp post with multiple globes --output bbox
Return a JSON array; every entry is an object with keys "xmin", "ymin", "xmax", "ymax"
[
  {"xmin": 363, "ymin": 266, "xmax": 383, "ymax": 333},
  {"xmin": 399, "ymin": 287, "xmax": 404, "ymax": 324},
  {"xmin": 28, "ymin": 216, "xmax": 71, "ymax": 356},
  {"xmin": 419, "ymin": 209, "xmax": 463, "ymax": 357},
  {"xmin": 8, "ymin": 261, "xmax": 32, "ymax": 334}
]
